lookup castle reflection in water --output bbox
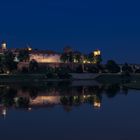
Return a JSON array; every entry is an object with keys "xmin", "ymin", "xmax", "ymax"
[{"xmin": 0, "ymin": 82, "xmax": 128, "ymax": 118}]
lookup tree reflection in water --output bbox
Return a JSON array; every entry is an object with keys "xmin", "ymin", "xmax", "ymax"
[
  {"xmin": 105, "ymin": 84, "xmax": 120, "ymax": 98},
  {"xmin": 0, "ymin": 82, "xmax": 130, "ymax": 117}
]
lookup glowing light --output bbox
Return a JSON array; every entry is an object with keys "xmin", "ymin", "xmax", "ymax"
[
  {"xmin": 83, "ymin": 60, "xmax": 86, "ymax": 64},
  {"xmin": 94, "ymin": 102, "xmax": 101, "ymax": 108},
  {"xmin": 74, "ymin": 59, "xmax": 78, "ymax": 63},
  {"xmin": 83, "ymin": 95, "xmax": 86, "ymax": 98},
  {"xmin": 28, "ymin": 47, "xmax": 32, "ymax": 51},
  {"xmin": 6, "ymin": 71, "xmax": 10, "ymax": 74},
  {"xmin": 93, "ymin": 50, "xmax": 101, "ymax": 56},
  {"xmin": 1, "ymin": 42, "xmax": 7, "ymax": 50},
  {"xmin": 28, "ymin": 107, "xmax": 32, "ymax": 111},
  {"xmin": 2, "ymin": 109, "xmax": 6, "ymax": 117}
]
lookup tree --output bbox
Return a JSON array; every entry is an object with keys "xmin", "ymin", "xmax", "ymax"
[
  {"xmin": 94, "ymin": 55, "xmax": 102, "ymax": 64},
  {"xmin": 0, "ymin": 51, "xmax": 17, "ymax": 73},
  {"xmin": 60, "ymin": 53, "xmax": 67, "ymax": 63},
  {"xmin": 68, "ymin": 52, "xmax": 74, "ymax": 63},
  {"xmin": 1, "ymin": 88, "xmax": 17, "ymax": 107},
  {"xmin": 15, "ymin": 97, "xmax": 29, "ymax": 108},
  {"xmin": 105, "ymin": 84, "xmax": 120, "ymax": 98},
  {"xmin": 135, "ymin": 69, "xmax": 140, "ymax": 73},
  {"xmin": 61, "ymin": 46, "xmax": 75, "ymax": 63},
  {"xmin": 121, "ymin": 63, "xmax": 132, "ymax": 83},
  {"xmin": 29, "ymin": 59, "xmax": 39, "ymax": 72},
  {"xmin": 87, "ymin": 65, "xmax": 99, "ymax": 73},
  {"xmin": 122, "ymin": 63, "xmax": 133, "ymax": 73},
  {"xmin": 106, "ymin": 60, "xmax": 120, "ymax": 73},
  {"xmin": 18, "ymin": 49, "xmax": 29, "ymax": 62},
  {"xmin": 46, "ymin": 67, "xmax": 57, "ymax": 79},
  {"xmin": 60, "ymin": 52, "xmax": 74, "ymax": 63},
  {"xmin": 87, "ymin": 52, "xmax": 102, "ymax": 64},
  {"xmin": 88, "ymin": 53, "xmax": 94, "ymax": 63},
  {"xmin": 56, "ymin": 67, "xmax": 72, "ymax": 79},
  {"xmin": 73, "ymin": 51, "xmax": 82, "ymax": 63}
]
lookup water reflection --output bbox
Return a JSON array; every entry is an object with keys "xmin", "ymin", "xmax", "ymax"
[{"xmin": 0, "ymin": 82, "xmax": 130, "ymax": 118}]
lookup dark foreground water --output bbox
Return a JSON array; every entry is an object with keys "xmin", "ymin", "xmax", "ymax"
[{"xmin": 0, "ymin": 81, "xmax": 140, "ymax": 140}]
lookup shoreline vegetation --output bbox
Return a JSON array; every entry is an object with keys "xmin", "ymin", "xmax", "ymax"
[{"xmin": 0, "ymin": 73, "xmax": 140, "ymax": 90}]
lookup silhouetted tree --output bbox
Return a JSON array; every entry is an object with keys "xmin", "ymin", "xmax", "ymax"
[
  {"xmin": 105, "ymin": 84, "xmax": 120, "ymax": 98},
  {"xmin": 18, "ymin": 49, "xmax": 29, "ymax": 62},
  {"xmin": 29, "ymin": 59, "xmax": 39, "ymax": 72},
  {"xmin": 122, "ymin": 63, "xmax": 133, "ymax": 73},
  {"xmin": 0, "ymin": 51, "xmax": 17, "ymax": 73},
  {"xmin": 106, "ymin": 60, "xmax": 120, "ymax": 73}
]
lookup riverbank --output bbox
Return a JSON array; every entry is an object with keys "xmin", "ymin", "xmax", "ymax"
[
  {"xmin": 0, "ymin": 74, "xmax": 101, "ymax": 87},
  {"xmin": 0, "ymin": 73, "xmax": 100, "ymax": 82},
  {"xmin": 0, "ymin": 74, "xmax": 72, "ymax": 84},
  {"xmin": 0, "ymin": 73, "xmax": 140, "ymax": 84}
]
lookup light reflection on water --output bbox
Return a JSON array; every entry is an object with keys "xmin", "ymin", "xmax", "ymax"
[{"xmin": 0, "ymin": 82, "xmax": 140, "ymax": 140}]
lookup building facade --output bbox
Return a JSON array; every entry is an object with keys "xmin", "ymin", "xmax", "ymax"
[{"xmin": 29, "ymin": 50, "xmax": 61, "ymax": 63}]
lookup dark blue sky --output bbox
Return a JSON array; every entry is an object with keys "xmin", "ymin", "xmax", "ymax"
[{"xmin": 0, "ymin": 0, "xmax": 140, "ymax": 63}]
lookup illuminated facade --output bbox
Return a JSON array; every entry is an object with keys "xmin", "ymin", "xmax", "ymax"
[
  {"xmin": 29, "ymin": 50, "xmax": 61, "ymax": 63},
  {"xmin": 30, "ymin": 96, "xmax": 61, "ymax": 106}
]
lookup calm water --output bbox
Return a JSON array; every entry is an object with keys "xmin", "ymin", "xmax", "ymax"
[{"xmin": 0, "ymin": 81, "xmax": 140, "ymax": 140}]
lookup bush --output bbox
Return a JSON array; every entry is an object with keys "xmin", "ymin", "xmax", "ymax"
[
  {"xmin": 46, "ymin": 67, "xmax": 56, "ymax": 79},
  {"xmin": 122, "ymin": 63, "xmax": 133, "ymax": 73},
  {"xmin": 106, "ymin": 60, "xmax": 120, "ymax": 73},
  {"xmin": 29, "ymin": 60, "xmax": 39, "ymax": 72},
  {"xmin": 55, "ymin": 67, "xmax": 72, "ymax": 79},
  {"xmin": 135, "ymin": 69, "xmax": 140, "ymax": 73},
  {"xmin": 87, "ymin": 66, "xmax": 99, "ymax": 73},
  {"xmin": 15, "ymin": 97, "xmax": 29, "ymax": 108}
]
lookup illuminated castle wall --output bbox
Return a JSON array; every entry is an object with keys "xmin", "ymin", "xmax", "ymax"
[{"xmin": 29, "ymin": 53, "xmax": 61, "ymax": 63}]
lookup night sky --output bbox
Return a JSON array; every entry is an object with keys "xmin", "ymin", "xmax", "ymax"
[{"xmin": 0, "ymin": 0, "xmax": 140, "ymax": 63}]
